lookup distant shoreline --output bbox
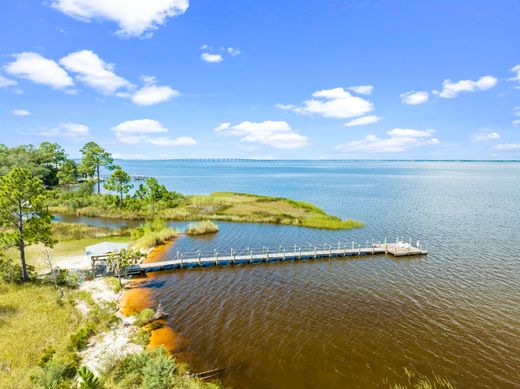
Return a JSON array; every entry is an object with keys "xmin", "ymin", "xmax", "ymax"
[{"xmin": 103, "ymin": 158, "xmax": 520, "ymax": 163}]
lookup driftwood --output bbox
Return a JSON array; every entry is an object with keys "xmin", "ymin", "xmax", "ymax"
[
  {"xmin": 192, "ymin": 368, "xmax": 227, "ymax": 380},
  {"xmin": 191, "ymin": 363, "xmax": 243, "ymax": 380}
]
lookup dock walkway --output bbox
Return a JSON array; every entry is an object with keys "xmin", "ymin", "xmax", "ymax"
[{"xmin": 126, "ymin": 239, "xmax": 427, "ymax": 275}]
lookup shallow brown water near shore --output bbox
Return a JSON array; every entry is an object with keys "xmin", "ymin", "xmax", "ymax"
[{"xmin": 121, "ymin": 244, "xmax": 179, "ymax": 353}]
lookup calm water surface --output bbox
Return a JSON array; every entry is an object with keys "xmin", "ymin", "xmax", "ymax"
[{"xmin": 98, "ymin": 161, "xmax": 520, "ymax": 387}]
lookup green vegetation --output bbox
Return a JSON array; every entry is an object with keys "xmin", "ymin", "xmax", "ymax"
[
  {"xmin": 104, "ymin": 169, "xmax": 132, "ymax": 202},
  {"xmin": 185, "ymin": 220, "xmax": 220, "ymax": 235},
  {"xmin": 79, "ymin": 142, "xmax": 116, "ymax": 194},
  {"xmin": 51, "ymin": 191, "xmax": 363, "ymax": 230},
  {"xmin": 30, "ymin": 282, "xmax": 119, "ymax": 389},
  {"xmin": 131, "ymin": 219, "xmax": 178, "ymax": 250},
  {"xmin": 0, "ymin": 142, "xmax": 75, "ymax": 188},
  {"xmin": 0, "ymin": 167, "xmax": 55, "ymax": 281},
  {"xmin": 0, "ymin": 143, "xmax": 226, "ymax": 388},
  {"xmin": 0, "ymin": 281, "xmax": 81, "ymax": 388},
  {"xmin": 78, "ymin": 366, "xmax": 103, "ymax": 389},
  {"xmin": 51, "ymin": 222, "xmax": 129, "ymax": 242},
  {"xmin": 0, "ymin": 141, "xmax": 362, "ymax": 230},
  {"xmin": 101, "ymin": 347, "xmax": 221, "ymax": 389},
  {"xmin": 133, "ymin": 308, "xmax": 156, "ymax": 327},
  {"xmin": 107, "ymin": 248, "xmax": 145, "ymax": 286}
]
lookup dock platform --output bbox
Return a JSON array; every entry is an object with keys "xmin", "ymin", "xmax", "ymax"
[{"xmin": 126, "ymin": 239, "xmax": 427, "ymax": 275}]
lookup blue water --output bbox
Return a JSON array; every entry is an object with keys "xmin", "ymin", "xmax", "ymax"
[{"xmin": 89, "ymin": 161, "xmax": 520, "ymax": 388}]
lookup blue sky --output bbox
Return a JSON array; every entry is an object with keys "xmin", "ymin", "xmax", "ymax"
[{"xmin": 0, "ymin": 0, "xmax": 519, "ymax": 159}]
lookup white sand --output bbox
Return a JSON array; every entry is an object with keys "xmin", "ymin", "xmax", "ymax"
[
  {"xmin": 52, "ymin": 254, "xmax": 91, "ymax": 271},
  {"xmin": 78, "ymin": 278, "xmax": 143, "ymax": 375}
]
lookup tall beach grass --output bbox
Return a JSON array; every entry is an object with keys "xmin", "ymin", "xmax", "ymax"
[
  {"xmin": 131, "ymin": 219, "xmax": 178, "ymax": 251},
  {"xmin": 185, "ymin": 221, "xmax": 219, "ymax": 235}
]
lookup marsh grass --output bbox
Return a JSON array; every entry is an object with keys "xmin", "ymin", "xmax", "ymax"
[
  {"xmin": 185, "ymin": 221, "xmax": 219, "ymax": 235},
  {"xmin": 52, "ymin": 191, "xmax": 364, "ymax": 230},
  {"xmin": 52, "ymin": 222, "xmax": 130, "ymax": 241},
  {"xmin": 131, "ymin": 219, "xmax": 178, "ymax": 251}
]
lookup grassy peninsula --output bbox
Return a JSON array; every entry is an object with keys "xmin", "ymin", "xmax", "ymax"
[{"xmin": 50, "ymin": 191, "xmax": 363, "ymax": 230}]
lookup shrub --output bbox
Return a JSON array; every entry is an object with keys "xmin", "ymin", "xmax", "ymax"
[
  {"xmin": 0, "ymin": 256, "xmax": 35, "ymax": 283},
  {"xmin": 38, "ymin": 346, "xmax": 56, "ymax": 367},
  {"xmin": 185, "ymin": 221, "xmax": 219, "ymax": 235},
  {"xmin": 102, "ymin": 348, "xmax": 178, "ymax": 389},
  {"xmin": 132, "ymin": 328, "xmax": 151, "ymax": 346},
  {"xmin": 67, "ymin": 325, "xmax": 94, "ymax": 352},
  {"xmin": 78, "ymin": 366, "xmax": 102, "ymax": 389},
  {"xmin": 134, "ymin": 308, "xmax": 155, "ymax": 327},
  {"xmin": 46, "ymin": 268, "xmax": 81, "ymax": 288},
  {"xmin": 32, "ymin": 352, "xmax": 80, "ymax": 389}
]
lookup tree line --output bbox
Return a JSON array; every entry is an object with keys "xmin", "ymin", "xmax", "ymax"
[{"xmin": 0, "ymin": 141, "xmax": 177, "ymax": 282}]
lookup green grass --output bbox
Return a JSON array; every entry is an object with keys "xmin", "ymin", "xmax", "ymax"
[
  {"xmin": 101, "ymin": 347, "xmax": 222, "ymax": 389},
  {"xmin": 0, "ymin": 282, "xmax": 81, "ymax": 388},
  {"xmin": 51, "ymin": 191, "xmax": 364, "ymax": 230},
  {"xmin": 51, "ymin": 222, "xmax": 129, "ymax": 241},
  {"xmin": 131, "ymin": 219, "xmax": 178, "ymax": 251},
  {"xmin": 185, "ymin": 220, "xmax": 219, "ymax": 235}
]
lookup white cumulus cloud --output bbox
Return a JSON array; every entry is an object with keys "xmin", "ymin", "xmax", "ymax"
[
  {"xmin": 200, "ymin": 45, "xmax": 240, "ymax": 63},
  {"xmin": 227, "ymin": 47, "xmax": 240, "ymax": 56},
  {"xmin": 201, "ymin": 53, "xmax": 223, "ymax": 63},
  {"xmin": 290, "ymin": 87, "xmax": 373, "ymax": 119},
  {"xmin": 112, "ymin": 119, "xmax": 195, "ymax": 146},
  {"xmin": 38, "ymin": 123, "xmax": 90, "ymax": 137},
  {"xmin": 147, "ymin": 136, "xmax": 196, "ymax": 146},
  {"xmin": 131, "ymin": 77, "xmax": 179, "ymax": 106},
  {"xmin": 337, "ymin": 128, "xmax": 439, "ymax": 153},
  {"xmin": 50, "ymin": 0, "xmax": 189, "ymax": 38},
  {"xmin": 494, "ymin": 143, "xmax": 520, "ymax": 151},
  {"xmin": 60, "ymin": 50, "xmax": 132, "ymax": 95},
  {"xmin": 400, "ymin": 90, "xmax": 429, "ymax": 105},
  {"xmin": 509, "ymin": 65, "xmax": 520, "ymax": 85},
  {"xmin": 0, "ymin": 73, "xmax": 18, "ymax": 88},
  {"xmin": 474, "ymin": 131, "xmax": 500, "ymax": 141},
  {"xmin": 348, "ymin": 85, "xmax": 374, "ymax": 95},
  {"xmin": 214, "ymin": 120, "xmax": 309, "ymax": 149},
  {"xmin": 275, "ymin": 103, "xmax": 296, "ymax": 111},
  {"xmin": 13, "ymin": 109, "xmax": 30, "ymax": 116},
  {"xmin": 4, "ymin": 52, "xmax": 74, "ymax": 89},
  {"xmin": 344, "ymin": 115, "xmax": 381, "ymax": 127},
  {"xmin": 433, "ymin": 76, "xmax": 497, "ymax": 99},
  {"xmin": 13, "ymin": 109, "xmax": 31, "ymax": 116}
]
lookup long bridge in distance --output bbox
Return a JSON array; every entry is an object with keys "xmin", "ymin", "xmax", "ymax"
[{"xmin": 126, "ymin": 238, "xmax": 428, "ymax": 275}]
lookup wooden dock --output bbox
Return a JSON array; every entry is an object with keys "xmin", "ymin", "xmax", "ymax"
[
  {"xmin": 126, "ymin": 239, "xmax": 427, "ymax": 275},
  {"xmin": 98, "ymin": 174, "xmax": 148, "ymax": 182}
]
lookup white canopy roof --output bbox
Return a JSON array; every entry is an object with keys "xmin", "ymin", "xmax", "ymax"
[{"xmin": 85, "ymin": 242, "xmax": 129, "ymax": 258}]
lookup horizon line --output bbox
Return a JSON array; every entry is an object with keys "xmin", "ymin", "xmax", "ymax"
[{"xmin": 105, "ymin": 158, "xmax": 520, "ymax": 163}]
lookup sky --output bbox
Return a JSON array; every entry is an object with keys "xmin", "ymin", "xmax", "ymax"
[{"xmin": 0, "ymin": 0, "xmax": 519, "ymax": 160}]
